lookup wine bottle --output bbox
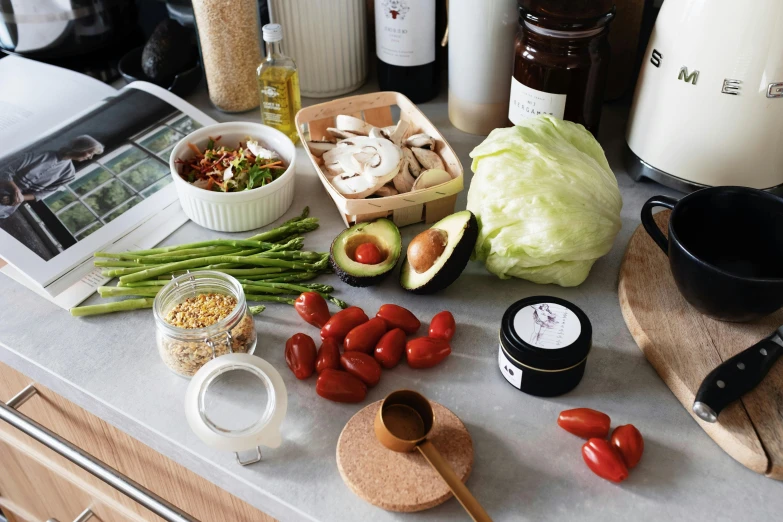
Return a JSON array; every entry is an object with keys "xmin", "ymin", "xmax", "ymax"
[{"xmin": 374, "ymin": 0, "xmax": 440, "ymax": 103}]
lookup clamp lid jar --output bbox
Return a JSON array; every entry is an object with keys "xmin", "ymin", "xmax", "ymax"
[
  {"xmin": 498, "ymin": 296, "xmax": 592, "ymax": 396},
  {"xmin": 153, "ymin": 271, "xmax": 257, "ymax": 378}
]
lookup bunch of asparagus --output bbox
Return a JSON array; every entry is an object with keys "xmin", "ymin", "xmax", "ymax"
[{"xmin": 71, "ymin": 208, "xmax": 346, "ymax": 317}]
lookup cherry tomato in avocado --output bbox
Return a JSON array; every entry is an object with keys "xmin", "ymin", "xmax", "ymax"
[
  {"xmin": 340, "ymin": 351, "xmax": 382, "ymax": 387},
  {"xmin": 376, "ymin": 304, "xmax": 420, "ymax": 335},
  {"xmin": 354, "ymin": 243, "xmax": 383, "ymax": 264},
  {"xmin": 374, "ymin": 328, "xmax": 407, "ymax": 369},
  {"xmin": 610, "ymin": 424, "xmax": 644, "ymax": 469},
  {"xmin": 294, "ymin": 292, "xmax": 331, "ymax": 329},
  {"xmin": 285, "ymin": 333, "xmax": 317, "ymax": 380},
  {"xmin": 315, "ymin": 338, "xmax": 340, "ymax": 374},
  {"xmin": 406, "ymin": 337, "xmax": 451, "ymax": 369},
  {"xmin": 344, "ymin": 317, "xmax": 388, "ymax": 354},
  {"xmin": 320, "ymin": 306, "xmax": 369, "ymax": 343},
  {"xmin": 428, "ymin": 311, "xmax": 456, "ymax": 341},
  {"xmin": 316, "ymin": 369, "xmax": 367, "ymax": 403},
  {"xmin": 557, "ymin": 408, "xmax": 611, "ymax": 439},
  {"xmin": 582, "ymin": 438, "xmax": 629, "ymax": 483}
]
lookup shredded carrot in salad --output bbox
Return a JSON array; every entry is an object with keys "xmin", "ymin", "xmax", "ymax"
[{"xmin": 176, "ymin": 136, "xmax": 286, "ymax": 192}]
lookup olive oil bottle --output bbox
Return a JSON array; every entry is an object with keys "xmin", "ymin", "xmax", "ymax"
[{"xmin": 257, "ymin": 24, "xmax": 301, "ymax": 142}]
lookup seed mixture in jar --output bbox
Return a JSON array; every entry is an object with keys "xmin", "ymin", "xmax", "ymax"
[
  {"xmin": 165, "ymin": 293, "xmax": 237, "ymax": 328},
  {"xmin": 158, "ymin": 292, "xmax": 257, "ymax": 377}
]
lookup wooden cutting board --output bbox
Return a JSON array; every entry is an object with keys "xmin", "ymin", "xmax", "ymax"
[{"xmin": 618, "ymin": 210, "xmax": 783, "ymax": 479}]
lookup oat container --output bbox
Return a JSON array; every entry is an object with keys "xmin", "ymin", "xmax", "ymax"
[
  {"xmin": 154, "ymin": 271, "xmax": 257, "ymax": 378},
  {"xmin": 498, "ymin": 296, "xmax": 592, "ymax": 397}
]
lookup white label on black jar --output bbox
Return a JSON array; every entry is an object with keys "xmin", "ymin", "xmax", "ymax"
[
  {"xmin": 508, "ymin": 77, "xmax": 567, "ymax": 124},
  {"xmin": 375, "ymin": 0, "xmax": 435, "ymax": 67},
  {"xmin": 513, "ymin": 303, "xmax": 581, "ymax": 349},
  {"xmin": 498, "ymin": 345, "xmax": 522, "ymax": 389}
]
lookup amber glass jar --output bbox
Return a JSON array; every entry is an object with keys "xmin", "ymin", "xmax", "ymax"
[{"xmin": 509, "ymin": 1, "xmax": 615, "ymax": 134}]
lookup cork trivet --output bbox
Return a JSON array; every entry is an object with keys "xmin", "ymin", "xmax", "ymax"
[{"xmin": 336, "ymin": 400, "xmax": 473, "ymax": 513}]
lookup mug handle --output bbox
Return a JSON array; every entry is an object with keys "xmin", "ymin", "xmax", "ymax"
[{"xmin": 641, "ymin": 195, "xmax": 678, "ymax": 255}]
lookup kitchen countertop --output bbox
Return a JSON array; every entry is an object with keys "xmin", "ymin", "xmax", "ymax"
[{"xmin": 1, "ymin": 82, "xmax": 781, "ymax": 522}]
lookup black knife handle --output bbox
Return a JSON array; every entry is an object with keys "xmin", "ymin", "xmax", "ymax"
[{"xmin": 693, "ymin": 332, "xmax": 783, "ymax": 422}]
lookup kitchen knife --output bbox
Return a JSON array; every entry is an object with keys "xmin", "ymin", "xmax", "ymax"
[{"xmin": 693, "ymin": 328, "xmax": 783, "ymax": 423}]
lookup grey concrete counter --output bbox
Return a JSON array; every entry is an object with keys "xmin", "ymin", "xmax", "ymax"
[{"xmin": 1, "ymin": 86, "xmax": 780, "ymax": 522}]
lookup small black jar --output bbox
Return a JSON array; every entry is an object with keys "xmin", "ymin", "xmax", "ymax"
[{"xmin": 498, "ymin": 296, "xmax": 592, "ymax": 397}]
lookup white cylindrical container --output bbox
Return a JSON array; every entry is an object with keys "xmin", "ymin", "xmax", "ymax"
[
  {"xmin": 448, "ymin": 0, "xmax": 518, "ymax": 135},
  {"xmin": 269, "ymin": 0, "xmax": 367, "ymax": 98}
]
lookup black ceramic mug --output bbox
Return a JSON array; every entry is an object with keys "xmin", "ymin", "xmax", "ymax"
[{"xmin": 641, "ymin": 187, "xmax": 783, "ymax": 322}]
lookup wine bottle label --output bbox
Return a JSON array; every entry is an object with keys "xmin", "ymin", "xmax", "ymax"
[
  {"xmin": 374, "ymin": 0, "xmax": 435, "ymax": 67},
  {"xmin": 508, "ymin": 77, "xmax": 567, "ymax": 124}
]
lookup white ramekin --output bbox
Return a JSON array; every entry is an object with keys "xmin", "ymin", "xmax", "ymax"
[{"xmin": 169, "ymin": 122, "xmax": 296, "ymax": 232}]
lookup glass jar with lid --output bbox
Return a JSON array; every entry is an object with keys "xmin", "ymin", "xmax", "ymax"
[
  {"xmin": 153, "ymin": 271, "xmax": 257, "ymax": 378},
  {"xmin": 509, "ymin": 0, "xmax": 615, "ymax": 134}
]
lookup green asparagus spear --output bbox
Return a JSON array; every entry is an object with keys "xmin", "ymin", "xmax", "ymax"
[
  {"xmin": 70, "ymin": 298, "xmax": 155, "ymax": 317},
  {"xmin": 97, "ymin": 286, "xmax": 161, "ymax": 298},
  {"xmin": 248, "ymin": 305, "xmax": 266, "ymax": 315},
  {"xmin": 120, "ymin": 256, "xmax": 326, "ymax": 284}
]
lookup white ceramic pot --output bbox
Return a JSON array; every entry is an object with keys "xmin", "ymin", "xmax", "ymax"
[
  {"xmin": 169, "ymin": 122, "xmax": 296, "ymax": 232},
  {"xmin": 269, "ymin": 0, "xmax": 367, "ymax": 98}
]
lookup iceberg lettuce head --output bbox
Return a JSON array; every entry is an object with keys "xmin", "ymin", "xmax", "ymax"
[{"xmin": 467, "ymin": 116, "xmax": 622, "ymax": 287}]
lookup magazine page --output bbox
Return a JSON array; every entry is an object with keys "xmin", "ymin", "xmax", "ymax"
[
  {"xmin": 0, "ymin": 55, "xmax": 117, "ymax": 156},
  {"xmin": 0, "ymin": 70, "xmax": 216, "ymax": 301}
]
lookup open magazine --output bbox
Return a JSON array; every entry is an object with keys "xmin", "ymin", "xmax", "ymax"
[{"xmin": 0, "ymin": 55, "xmax": 216, "ymax": 309}]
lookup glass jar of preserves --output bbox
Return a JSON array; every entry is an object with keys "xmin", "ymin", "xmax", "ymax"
[
  {"xmin": 153, "ymin": 271, "xmax": 257, "ymax": 378},
  {"xmin": 509, "ymin": 0, "xmax": 615, "ymax": 134}
]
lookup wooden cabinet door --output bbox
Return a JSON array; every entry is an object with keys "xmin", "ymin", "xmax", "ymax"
[
  {"xmin": 0, "ymin": 361, "xmax": 276, "ymax": 522},
  {"xmin": 0, "ymin": 437, "xmax": 138, "ymax": 522}
]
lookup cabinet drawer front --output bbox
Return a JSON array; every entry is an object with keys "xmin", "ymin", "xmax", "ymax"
[
  {"xmin": 0, "ymin": 437, "xmax": 137, "ymax": 522},
  {"xmin": 0, "ymin": 361, "xmax": 275, "ymax": 522}
]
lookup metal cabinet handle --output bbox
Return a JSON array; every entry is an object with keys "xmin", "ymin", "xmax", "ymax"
[
  {"xmin": 47, "ymin": 507, "xmax": 95, "ymax": 522},
  {"xmin": 1, "ymin": 384, "xmax": 200, "ymax": 522}
]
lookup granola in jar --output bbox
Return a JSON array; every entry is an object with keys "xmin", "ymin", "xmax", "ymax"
[{"xmin": 154, "ymin": 273, "xmax": 257, "ymax": 378}]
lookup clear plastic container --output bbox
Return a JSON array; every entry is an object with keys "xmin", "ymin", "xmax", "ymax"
[{"xmin": 153, "ymin": 271, "xmax": 257, "ymax": 378}]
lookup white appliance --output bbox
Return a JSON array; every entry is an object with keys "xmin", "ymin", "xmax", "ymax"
[{"xmin": 625, "ymin": 0, "xmax": 783, "ymax": 193}]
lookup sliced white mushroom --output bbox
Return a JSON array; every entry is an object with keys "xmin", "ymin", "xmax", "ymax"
[
  {"xmin": 412, "ymin": 168, "xmax": 452, "ymax": 191},
  {"xmin": 411, "ymin": 147, "xmax": 445, "ymax": 171},
  {"xmin": 402, "ymin": 147, "xmax": 422, "ymax": 178},
  {"xmin": 373, "ymin": 184, "xmax": 399, "ymax": 197},
  {"xmin": 324, "ymin": 162, "xmax": 344, "ymax": 178},
  {"xmin": 335, "ymin": 115, "xmax": 375, "ymax": 136},
  {"xmin": 322, "ymin": 140, "xmax": 354, "ymax": 164},
  {"xmin": 387, "ymin": 120, "xmax": 410, "ymax": 147},
  {"xmin": 307, "ymin": 140, "xmax": 336, "ymax": 157},
  {"xmin": 331, "ymin": 171, "xmax": 379, "ymax": 199},
  {"xmin": 405, "ymin": 133, "xmax": 435, "ymax": 149},
  {"xmin": 392, "ymin": 159, "xmax": 416, "ymax": 193},
  {"xmin": 321, "ymin": 136, "xmax": 403, "ymax": 198},
  {"xmin": 368, "ymin": 127, "xmax": 385, "ymax": 139},
  {"xmin": 326, "ymin": 127, "xmax": 361, "ymax": 140}
]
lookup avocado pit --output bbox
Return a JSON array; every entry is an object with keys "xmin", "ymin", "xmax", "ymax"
[{"xmin": 407, "ymin": 229, "xmax": 448, "ymax": 273}]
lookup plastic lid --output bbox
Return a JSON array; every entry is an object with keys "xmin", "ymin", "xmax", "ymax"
[
  {"xmin": 262, "ymin": 23, "xmax": 283, "ymax": 43},
  {"xmin": 185, "ymin": 353, "xmax": 287, "ymax": 457},
  {"xmin": 500, "ymin": 296, "xmax": 592, "ymax": 371}
]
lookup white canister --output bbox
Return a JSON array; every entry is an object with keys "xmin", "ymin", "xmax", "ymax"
[
  {"xmin": 448, "ymin": 0, "xmax": 518, "ymax": 135},
  {"xmin": 269, "ymin": 0, "xmax": 367, "ymax": 98}
]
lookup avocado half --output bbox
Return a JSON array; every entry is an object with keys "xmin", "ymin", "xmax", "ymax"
[
  {"xmin": 330, "ymin": 219, "xmax": 402, "ymax": 287},
  {"xmin": 400, "ymin": 210, "xmax": 479, "ymax": 294}
]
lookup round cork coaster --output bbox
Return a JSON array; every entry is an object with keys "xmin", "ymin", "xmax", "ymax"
[{"xmin": 336, "ymin": 400, "xmax": 473, "ymax": 513}]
